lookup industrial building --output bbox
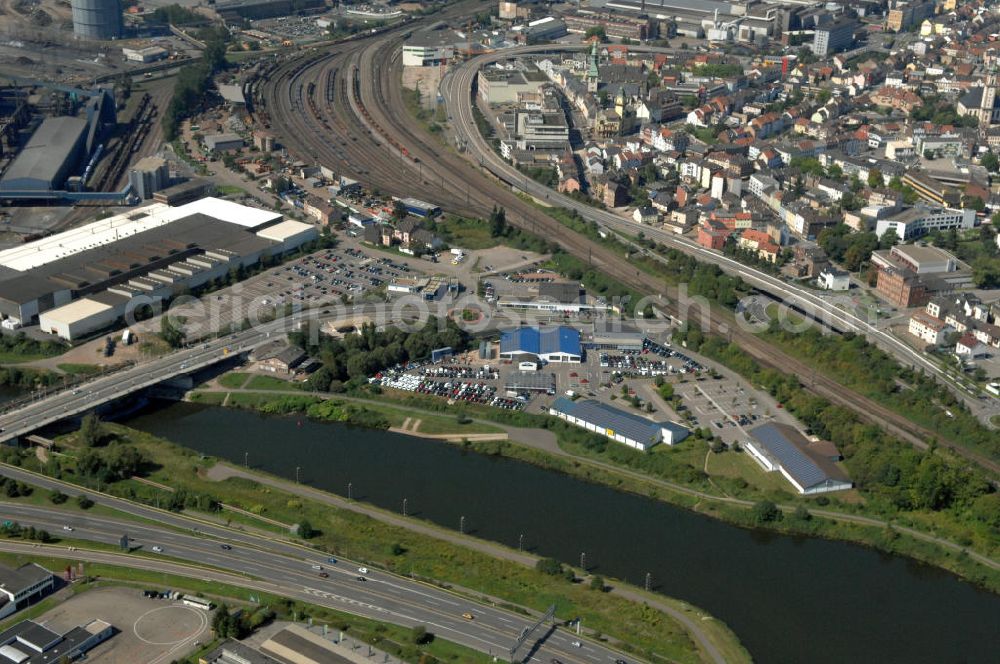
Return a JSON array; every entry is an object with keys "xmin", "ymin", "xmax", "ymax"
[
  {"xmin": 500, "ymin": 326, "xmax": 582, "ymax": 363},
  {"xmin": 584, "ymin": 330, "xmax": 645, "ymax": 352},
  {"xmin": 215, "ymin": 0, "xmax": 325, "ymax": 21},
  {"xmin": 744, "ymin": 423, "xmax": 852, "ymax": 495},
  {"xmin": 504, "ymin": 371, "xmax": 556, "ymax": 396},
  {"xmin": 128, "ymin": 156, "xmax": 170, "ymax": 200},
  {"xmin": 204, "ymin": 133, "xmax": 245, "ymax": 152},
  {"xmin": 0, "ymin": 618, "xmax": 114, "ymax": 663},
  {"xmin": 549, "ymin": 397, "xmax": 689, "ymax": 451},
  {"xmin": 202, "ymin": 639, "xmax": 282, "ymax": 664},
  {"xmin": 402, "ymin": 26, "xmax": 458, "ymax": 67},
  {"xmin": 260, "ymin": 624, "xmax": 354, "ymax": 663},
  {"xmin": 122, "ymin": 46, "xmax": 169, "ymax": 63},
  {"xmin": 71, "ymin": 0, "xmax": 122, "ymax": 40},
  {"xmin": 0, "ymin": 564, "xmax": 55, "ymax": 620},
  {"xmin": 0, "ymin": 89, "xmax": 117, "ymax": 200},
  {"xmin": 0, "ymin": 117, "xmax": 88, "ymax": 192},
  {"xmin": 0, "ymin": 198, "xmax": 318, "ymax": 339}
]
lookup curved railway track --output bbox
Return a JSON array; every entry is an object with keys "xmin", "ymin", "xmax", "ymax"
[{"xmin": 255, "ymin": 22, "xmax": 1000, "ymax": 475}]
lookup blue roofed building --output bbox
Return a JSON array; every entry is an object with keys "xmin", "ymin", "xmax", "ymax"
[
  {"xmin": 745, "ymin": 423, "xmax": 852, "ymax": 495},
  {"xmin": 549, "ymin": 397, "xmax": 689, "ymax": 451},
  {"xmin": 499, "ymin": 326, "xmax": 582, "ymax": 363}
]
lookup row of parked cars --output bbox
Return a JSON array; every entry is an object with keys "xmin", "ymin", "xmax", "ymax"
[
  {"xmin": 419, "ymin": 364, "xmax": 498, "ymax": 380},
  {"xmin": 372, "ymin": 373, "xmax": 524, "ymax": 410}
]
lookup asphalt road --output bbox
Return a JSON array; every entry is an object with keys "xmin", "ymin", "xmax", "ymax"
[
  {"xmin": 0, "ymin": 471, "xmax": 647, "ymax": 664},
  {"xmin": 439, "ymin": 43, "xmax": 995, "ymax": 422}
]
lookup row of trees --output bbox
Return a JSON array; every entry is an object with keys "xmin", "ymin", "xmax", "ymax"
[
  {"xmin": 290, "ymin": 319, "xmax": 470, "ymax": 392},
  {"xmin": 162, "ymin": 27, "xmax": 229, "ymax": 141}
]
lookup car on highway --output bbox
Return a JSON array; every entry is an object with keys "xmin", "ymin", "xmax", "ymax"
[
  {"xmin": 220, "ymin": 544, "xmax": 232, "ymax": 550},
  {"xmin": 356, "ymin": 576, "xmax": 367, "ymax": 582},
  {"xmin": 550, "ymin": 659, "xmax": 562, "ymax": 664},
  {"xmin": 311, "ymin": 564, "xmax": 323, "ymax": 570},
  {"xmin": 358, "ymin": 567, "xmax": 368, "ymax": 574},
  {"xmin": 151, "ymin": 546, "xmax": 163, "ymax": 553},
  {"xmin": 327, "ymin": 557, "xmax": 337, "ymax": 564},
  {"xmin": 62, "ymin": 525, "xmax": 73, "ymax": 531},
  {"xmin": 570, "ymin": 641, "xmax": 581, "ymax": 648},
  {"xmin": 461, "ymin": 612, "xmax": 474, "ymax": 620},
  {"xmin": 318, "ymin": 572, "xmax": 329, "ymax": 578},
  {"xmin": 615, "ymin": 659, "xmax": 628, "ymax": 664}
]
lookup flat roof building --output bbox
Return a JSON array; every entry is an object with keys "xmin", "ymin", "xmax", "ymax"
[
  {"xmin": 0, "ymin": 618, "xmax": 114, "ymax": 664},
  {"xmin": 0, "ymin": 117, "xmax": 88, "ymax": 192},
  {"xmin": 260, "ymin": 624, "xmax": 354, "ymax": 664},
  {"xmin": 745, "ymin": 423, "xmax": 852, "ymax": 495},
  {"xmin": 504, "ymin": 371, "xmax": 556, "ymax": 395},
  {"xmin": 500, "ymin": 326, "xmax": 582, "ymax": 363},
  {"xmin": 0, "ymin": 198, "xmax": 315, "ymax": 337},
  {"xmin": 0, "ymin": 564, "xmax": 54, "ymax": 620},
  {"xmin": 550, "ymin": 397, "xmax": 688, "ymax": 451},
  {"xmin": 129, "ymin": 156, "xmax": 170, "ymax": 200}
]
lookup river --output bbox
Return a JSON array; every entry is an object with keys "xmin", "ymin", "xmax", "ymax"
[{"xmin": 125, "ymin": 402, "xmax": 1000, "ymax": 664}]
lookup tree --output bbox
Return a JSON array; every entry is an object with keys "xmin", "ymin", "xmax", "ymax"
[
  {"xmin": 584, "ymin": 26, "xmax": 607, "ymax": 42},
  {"xmin": 589, "ymin": 575, "xmax": 605, "ymax": 591},
  {"xmin": 981, "ymin": 151, "xmax": 999, "ymax": 172},
  {"xmin": 867, "ymin": 169, "xmax": 883, "ymax": 188},
  {"xmin": 410, "ymin": 625, "xmax": 431, "ymax": 644},
  {"xmin": 792, "ymin": 505, "xmax": 812, "ymax": 521},
  {"xmin": 392, "ymin": 199, "xmax": 407, "ymax": 221},
  {"xmin": 535, "ymin": 558, "xmax": 563, "ymax": 576},
  {"xmin": 76, "ymin": 495, "xmax": 94, "ymax": 510},
  {"xmin": 296, "ymin": 520, "xmax": 316, "ymax": 539},
  {"xmin": 79, "ymin": 412, "xmax": 103, "ymax": 447},
  {"xmin": 160, "ymin": 315, "xmax": 187, "ymax": 349},
  {"xmin": 878, "ymin": 228, "xmax": 899, "ymax": 249},
  {"xmin": 489, "ymin": 206, "xmax": 507, "ymax": 237},
  {"xmin": 49, "ymin": 490, "xmax": 68, "ymax": 505},
  {"xmin": 751, "ymin": 500, "xmax": 783, "ymax": 524}
]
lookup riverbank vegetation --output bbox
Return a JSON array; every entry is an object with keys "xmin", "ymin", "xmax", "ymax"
[
  {"xmin": 187, "ymin": 383, "xmax": 1000, "ymax": 592},
  {"xmin": 14, "ymin": 424, "xmax": 746, "ymax": 664},
  {"xmin": 0, "ymin": 332, "xmax": 67, "ymax": 364}
]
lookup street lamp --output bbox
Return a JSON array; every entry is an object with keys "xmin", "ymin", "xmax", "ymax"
[
  {"xmin": 402, "ymin": 498, "xmax": 408, "ymax": 516},
  {"xmin": 348, "ymin": 482, "xmax": 353, "ymax": 500},
  {"xmin": 459, "ymin": 515, "xmax": 465, "ymax": 534},
  {"xmin": 244, "ymin": 452, "xmax": 248, "ymax": 469},
  {"xmin": 295, "ymin": 466, "xmax": 301, "ymax": 483}
]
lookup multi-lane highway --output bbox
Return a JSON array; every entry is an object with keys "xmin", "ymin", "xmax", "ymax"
[{"xmin": 0, "ymin": 477, "xmax": 650, "ymax": 664}]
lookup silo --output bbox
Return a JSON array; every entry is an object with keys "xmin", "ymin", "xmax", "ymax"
[{"xmin": 71, "ymin": 0, "xmax": 123, "ymax": 40}]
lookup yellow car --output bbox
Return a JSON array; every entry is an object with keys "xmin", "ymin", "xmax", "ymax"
[{"xmin": 462, "ymin": 612, "xmax": 474, "ymax": 620}]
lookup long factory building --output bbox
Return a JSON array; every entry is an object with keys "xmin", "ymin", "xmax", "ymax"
[{"xmin": 0, "ymin": 197, "xmax": 318, "ymax": 340}]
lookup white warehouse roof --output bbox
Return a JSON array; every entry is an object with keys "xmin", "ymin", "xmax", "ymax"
[
  {"xmin": 38, "ymin": 298, "xmax": 113, "ymax": 327},
  {"xmin": 0, "ymin": 197, "xmax": 283, "ymax": 272},
  {"xmin": 172, "ymin": 197, "xmax": 282, "ymax": 229},
  {"xmin": 256, "ymin": 219, "xmax": 315, "ymax": 242}
]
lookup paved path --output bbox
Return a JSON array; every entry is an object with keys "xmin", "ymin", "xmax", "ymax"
[{"xmin": 205, "ymin": 461, "xmax": 729, "ymax": 664}]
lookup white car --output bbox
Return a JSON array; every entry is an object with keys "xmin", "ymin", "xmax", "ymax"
[
  {"xmin": 151, "ymin": 546, "xmax": 163, "ymax": 553},
  {"xmin": 571, "ymin": 641, "xmax": 582, "ymax": 648},
  {"xmin": 358, "ymin": 567, "xmax": 368, "ymax": 574},
  {"xmin": 62, "ymin": 525, "xmax": 73, "ymax": 531},
  {"xmin": 311, "ymin": 565, "xmax": 323, "ymax": 570}
]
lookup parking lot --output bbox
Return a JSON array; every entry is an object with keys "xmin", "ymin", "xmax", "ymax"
[
  {"xmin": 372, "ymin": 362, "xmax": 525, "ymax": 410},
  {"xmin": 37, "ymin": 586, "xmax": 209, "ymax": 664},
  {"xmin": 137, "ymin": 243, "xmax": 423, "ymax": 339}
]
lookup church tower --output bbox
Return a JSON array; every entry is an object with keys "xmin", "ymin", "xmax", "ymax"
[
  {"xmin": 586, "ymin": 41, "xmax": 600, "ymax": 94},
  {"xmin": 982, "ymin": 70, "xmax": 998, "ymax": 124}
]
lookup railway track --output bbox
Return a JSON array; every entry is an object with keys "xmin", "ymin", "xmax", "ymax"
[{"xmin": 255, "ymin": 17, "xmax": 999, "ymax": 476}]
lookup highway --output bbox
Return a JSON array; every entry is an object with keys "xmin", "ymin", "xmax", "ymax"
[
  {"xmin": 0, "ymin": 486, "xmax": 646, "ymax": 663},
  {"xmin": 440, "ymin": 43, "xmax": 995, "ymax": 422}
]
